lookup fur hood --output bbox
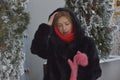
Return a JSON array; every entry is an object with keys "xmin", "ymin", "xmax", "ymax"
[
  {"xmin": 48, "ymin": 8, "xmax": 85, "ymax": 43},
  {"xmin": 31, "ymin": 7, "xmax": 102, "ymax": 80}
]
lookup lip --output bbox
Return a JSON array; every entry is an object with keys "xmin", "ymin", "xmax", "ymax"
[{"xmin": 63, "ymin": 32, "xmax": 70, "ymax": 35}]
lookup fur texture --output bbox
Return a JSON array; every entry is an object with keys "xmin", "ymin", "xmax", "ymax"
[{"xmin": 31, "ymin": 8, "xmax": 102, "ymax": 80}]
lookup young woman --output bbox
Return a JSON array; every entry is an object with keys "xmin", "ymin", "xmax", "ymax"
[{"xmin": 31, "ymin": 8, "xmax": 102, "ymax": 80}]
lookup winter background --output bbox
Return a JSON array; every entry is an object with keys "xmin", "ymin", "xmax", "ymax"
[{"xmin": 0, "ymin": 0, "xmax": 120, "ymax": 80}]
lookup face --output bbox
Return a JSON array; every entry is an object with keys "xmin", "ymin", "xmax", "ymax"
[{"xmin": 56, "ymin": 16, "xmax": 73, "ymax": 35}]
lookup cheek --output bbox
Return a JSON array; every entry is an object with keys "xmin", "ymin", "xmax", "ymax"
[
  {"xmin": 58, "ymin": 27, "xmax": 63, "ymax": 33},
  {"xmin": 68, "ymin": 26, "xmax": 73, "ymax": 31}
]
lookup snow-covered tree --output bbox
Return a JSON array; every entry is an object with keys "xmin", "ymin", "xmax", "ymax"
[
  {"xmin": 65, "ymin": 0, "xmax": 114, "ymax": 58},
  {"xmin": 0, "ymin": 0, "xmax": 29, "ymax": 80},
  {"xmin": 111, "ymin": 10, "xmax": 120, "ymax": 55}
]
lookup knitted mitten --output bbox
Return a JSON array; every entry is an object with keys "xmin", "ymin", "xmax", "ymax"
[
  {"xmin": 74, "ymin": 51, "xmax": 88, "ymax": 66},
  {"xmin": 68, "ymin": 59, "xmax": 78, "ymax": 80},
  {"xmin": 68, "ymin": 51, "xmax": 88, "ymax": 80}
]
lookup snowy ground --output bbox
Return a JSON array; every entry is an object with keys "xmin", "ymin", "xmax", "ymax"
[{"xmin": 100, "ymin": 55, "xmax": 120, "ymax": 63}]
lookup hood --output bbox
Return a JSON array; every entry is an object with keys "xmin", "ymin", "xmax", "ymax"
[{"xmin": 49, "ymin": 7, "xmax": 85, "ymax": 43}]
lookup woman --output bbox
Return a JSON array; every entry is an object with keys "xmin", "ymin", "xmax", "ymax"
[{"xmin": 31, "ymin": 8, "xmax": 102, "ymax": 80}]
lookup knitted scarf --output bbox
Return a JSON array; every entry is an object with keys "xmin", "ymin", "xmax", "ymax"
[{"xmin": 54, "ymin": 26, "xmax": 74, "ymax": 43}]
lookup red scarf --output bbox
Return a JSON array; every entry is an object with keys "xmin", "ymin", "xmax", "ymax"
[{"xmin": 54, "ymin": 26, "xmax": 74, "ymax": 43}]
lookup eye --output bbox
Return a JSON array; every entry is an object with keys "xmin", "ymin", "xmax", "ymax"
[
  {"xmin": 57, "ymin": 24, "xmax": 62, "ymax": 28},
  {"xmin": 66, "ymin": 23, "xmax": 69, "ymax": 25},
  {"xmin": 65, "ymin": 23, "xmax": 70, "ymax": 26}
]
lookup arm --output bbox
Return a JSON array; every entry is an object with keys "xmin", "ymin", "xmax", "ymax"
[
  {"xmin": 31, "ymin": 12, "xmax": 57, "ymax": 59},
  {"xmin": 31, "ymin": 23, "xmax": 52, "ymax": 59},
  {"xmin": 85, "ymin": 38, "xmax": 102, "ymax": 80},
  {"xmin": 77, "ymin": 37, "xmax": 102, "ymax": 80}
]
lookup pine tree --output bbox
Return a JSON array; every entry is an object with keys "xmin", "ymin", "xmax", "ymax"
[
  {"xmin": 65, "ymin": 0, "xmax": 114, "ymax": 58},
  {"xmin": 0, "ymin": 0, "xmax": 29, "ymax": 80},
  {"xmin": 111, "ymin": 12, "xmax": 120, "ymax": 55}
]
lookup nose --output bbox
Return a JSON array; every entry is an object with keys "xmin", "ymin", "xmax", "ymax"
[{"xmin": 62, "ymin": 25, "xmax": 67, "ymax": 31}]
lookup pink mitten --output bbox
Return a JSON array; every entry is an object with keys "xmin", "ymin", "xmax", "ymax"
[
  {"xmin": 68, "ymin": 59, "xmax": 78, "ymax": 80},
  {"xmin": 74, "ymin": 51, "xmax": 88, "ymax": 67},
  {"xmin": 68, "ymin": 51, "xmax": 88, "ymax": 80}
]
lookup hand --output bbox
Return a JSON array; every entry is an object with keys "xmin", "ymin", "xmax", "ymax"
[
  {"xmin": 68, "ymin": 59, "xmax": 78, "ymax": 80},
  {"xmin": 48, "ymin": 12, "xmax": 58, "ymax": 26},
  {"xmin": 74, "ymin": 51, "xmax": 88, "ymax": 67},
  {"xmin": 68, "ymin": 51, "xmax": 88, "ymax": 80}
]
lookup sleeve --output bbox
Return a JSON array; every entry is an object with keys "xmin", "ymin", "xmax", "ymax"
[
  {"xmin": 87, "ymin": 38, "xmax": 102, "ymax": 80},
  {"xmin": 30, "ymin": 23, "xmax": 52, "ymax": 59}
]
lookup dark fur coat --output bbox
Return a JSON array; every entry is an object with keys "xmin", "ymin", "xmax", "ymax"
[{"xmin": 31, "ymin": 8, "xmax": 102, "ymax": 80}]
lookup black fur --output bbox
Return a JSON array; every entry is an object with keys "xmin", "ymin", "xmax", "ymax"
[{"xmin": 31, "ymin": 8, "xmax": 102, "ymax": 80}]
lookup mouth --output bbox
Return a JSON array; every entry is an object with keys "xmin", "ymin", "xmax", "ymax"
[{"xmin": 63, "ymin": 32, "xmax": 70, "ymax": 35}]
